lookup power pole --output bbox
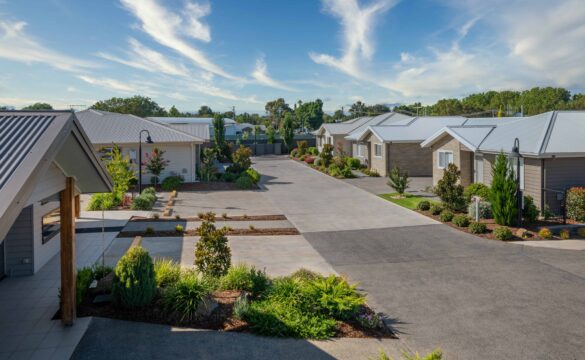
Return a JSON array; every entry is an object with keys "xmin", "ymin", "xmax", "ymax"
[{"xmin": 232, "ymin": 106, "xmax": 236, "ymax": 121}]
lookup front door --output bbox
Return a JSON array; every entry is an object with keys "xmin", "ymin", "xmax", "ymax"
[{"xmin": 474, "ymin": 154, "xmax": 484, "ymax": 183}]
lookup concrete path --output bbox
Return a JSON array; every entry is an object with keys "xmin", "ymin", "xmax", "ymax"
[
  {"xmin": 510, "ymin": 239, "xmax": 585, "ymax": 250},
  {"xmin": 254, "ymin": 157, "xmax": 436, "ymax": 233},
  {"xmin": 253, "ymin": 157, "xmax": 585, "ymax": 359}
]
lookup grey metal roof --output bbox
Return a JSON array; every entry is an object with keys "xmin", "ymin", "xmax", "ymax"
[
  {"xmin": 365, "ymin": 116, "xmax": 467, "ymax": 142},
  {"xmin": 462, "ymin": 117, "xmax": 523, "ymax": 126},
  {"xmin": 166, "ymin": 123, "xmax": 210, "ymax": 141},
  {"xmin": 345, "ymin": 112, "xmax": 415, "ymax": 141},
  {"xmin": 321, "ymin": 116, "xmax": 374, "ymax": 135},
  {"xmin": 421, "ymin": 125, "xmax": 495, "ymax": 151},
  {"xmin": 149, "ymin": 117, "xmax": 236, "ymax": 125},
  {"xmin": 542, "ymin": 111, "xmax": 585, "ymax": 154},
  {"xmin": 0, "ymin": 113, "xmax": 55, "ymax": 190},
  {"xmin": 0, "ymin": 110, "xmax": 112, "ymax": 243},
  {"xmin": 77, "ymin": 110, "xmax": 203, "ymax": 144}
]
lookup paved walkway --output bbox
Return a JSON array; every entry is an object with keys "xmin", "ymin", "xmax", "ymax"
[{"xmin": 253, "ymin": 157, "xmax": 585, "ymax": 359}]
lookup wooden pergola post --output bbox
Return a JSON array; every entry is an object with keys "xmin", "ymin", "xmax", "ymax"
[{"xmin": 60, "ymin": 177, "xmax": 77, "ymax": 326}]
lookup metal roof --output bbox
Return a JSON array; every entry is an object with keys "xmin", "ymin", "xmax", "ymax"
[
  {"xmin": 0, "ymin": 114, "xmax": 55, "ymax": 190},
  {"xmin": 362, "ymin": 116, "xmax": 467, "ymax": 142},
  {"xmin": 166, "ymin": 123, "xmax": 210, "ymax": 141},
  {"xmin": 77, "ymin": 110, "xmax": 203, "ymax": 144},
  {"xmin": 421, "ymin": 126, "xmax": 495, "ymax": 151},
  {"xmin": 345, "ymin": 112, "xmax": 415, "ymax": 140},
  {"xmin": 149, "ymin": 117, "xmax": 236, "ymax": 125},
  {"xmin": 0, "ymin": 110, "xmax": 112, "ymax": 243}
]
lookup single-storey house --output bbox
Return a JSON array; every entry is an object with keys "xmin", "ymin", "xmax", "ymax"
[
  {"xmin": 314, "ymin": 112, "xmax": 412, "ymax": 156},
  {"xmin": 421, "ymin": 111, "xmax": 585, "ymax": 212},
  {"xmin": 0, "ymin": 110, "xmax": 112, "ymax": 323},
  {"xmin": 355, "ymin": 116, "xmax": 468, "ymax": 177},
  {"xmin": 149, "ymin": 116, "xmax": 240, "ymax": 142},
  {"xmin": 78, "ymin": 110, "xmax": 204, "ymax": 184}
]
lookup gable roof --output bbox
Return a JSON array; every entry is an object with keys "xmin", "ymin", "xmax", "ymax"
[
  {"xmin": 77, "ymin": 110, "xmax": 203, "ymax": 144},
  {"xmin": 359, "ymin": 116, "xmax": 467, "ymax": 143},
  {"xmin": 0, "ymin": 110, "xmax": 112, "ymax": 242},
  {"xmin": 345, "ymin": 112, "xmax": 414, "ymax": 141},
  {"xmin": 421, "ymin": 111, "xmax": 585, "ymax": 157},
  {"xmin": 149, "ymin": 117, "xmax": 236, "ymax": 125}
]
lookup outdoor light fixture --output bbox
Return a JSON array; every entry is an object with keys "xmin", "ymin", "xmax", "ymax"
[
  {"xmin": 510, "ymin": 138, "xmax": 522, "ymax": 226},
  {"xmin": 138, "ymin": 129, "xmax": 153, "ymax": 194}
]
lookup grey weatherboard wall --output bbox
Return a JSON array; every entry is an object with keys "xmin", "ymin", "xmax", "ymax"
[
  {"xmin": 0, "ymin": 240, "xmax": 4, "ymax": 278},
  {"xmin": 4, "ymin": 205, "xmax": 34, "ymax": 277}
]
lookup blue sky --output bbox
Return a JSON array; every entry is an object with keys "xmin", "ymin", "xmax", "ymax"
[{"xmin": 0, "ymin": 0, "xmax": 583, "ymax": 113}]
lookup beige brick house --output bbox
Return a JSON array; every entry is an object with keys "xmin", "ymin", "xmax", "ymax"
[{"xmin": 421, "ymin": 111, "xmax": 585, "ymax": 212}]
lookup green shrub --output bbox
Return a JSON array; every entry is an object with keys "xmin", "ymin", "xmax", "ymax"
[
  {"xmin": 303, "ymin": 275, "xmax": 365, "ymax": 320},
  {"xmin": 523, "ymin": 195, "xmax": 539, "ymax": 223},
  {"xmin": 452, "ymin": 214, "xmax": 470, "ymax": 227},
  {"xmin": 194, "ymin": 212, "xmax": 231, "ymax": 277},
  {"xmin": 489, "ymin": 152, "xmax": 518, "ymax": 226},
  {"xmin": 578, "ymin": 227, "xmax": 585, "ymax": 238},
  {"xmin": 245, "ymin": 168, "xmax": 261, "ymax": 184},
  {"xmin": 387, "ymin": 166, "xmax": 410, "ymax": 196},
  {"xmin": 566, "ymin": 187, "xmax": 585, "ymax": 222},
  {"xmin": 467, "ymin": 201, "xmax": 493, "ymax": 219},
  {"xmin": 439, "ymin": 210, "xmax": 454, "ymax": 222},
  {"xmin": 319, "ymin": 144, "xmax": 333, "ymax": 167},
  {"xmin": 417, "ymin": 200, "xmax": 431, "ymax": 211},
  {"xmin": 435, "ymin": 164, "xmax": 466, "ymax": 211},
  {"xmin": 346, "ymin": 157, "xmax": 361, "ymax": 169},
  {"xmin": 132, "ymin": 194, "xmax": 155, "ymax": 210},
  {"xmin": 375, "ymin": 348, "xmax": 443, "ymax": 360},
  {"xmin": 220, "ymin": 264, "xmax": 270, "ymax": 296},
  {"xmin": 559, "ymin": 229, "xmax": 571, "ymax": 240},
  {"xmin": 290, "ymin": 149, "xmax": 298, "ymax": 158},
  {"xmin": 175, "ymin": 224, "xmax": 184, "ymax": 233},
  {"xmin": 76, "ymin": 267, "xmax": 94, "ymax": 305},
  {"xmin": 233, "ymin": 296, "xmax": 250, "ymax": 320},
  {"xmin": 538, "ymin": 227, "xmax": 553, "ymax": 239},
  {"xmin": 163, "ymin": 271, "xmax": 211, "ymax": 321},
  {"xmin": 92, "ymin": 264, "xmax": 114, "ymax": 281},
  {"xmin": 87, "ymin": 193, "xmax": 119, "ymax": 211},
  {"xmin": 161, "ymin": 175, "xmax": 183, "ymax": 191},
  {"xmin": 232, "ymin": 145, "xmax": 252, "ymax": 173},
  {"xmin": 289, "ymin": 268, "xmax": 325, "ymax": 282},
  {"xmin": 494, "ymin": 226, "xmax": 513, "ymax": 241},
  {"xmin": 463, "ymin": 183, "xmax": 491, "ymax": 202},
  {"xmin": 222, "ymin": 171, "xmax": 237, "ymax": 182},
  {"xmin": 297, "ymin": 141, "xmax": 308, "ymax": 156},
  {"xmin": 361, "ymin": 168, "xmax": 380, "ymax": 177},
  {"xmin": 430, "ymin": 204, "xmax": 443, "ymax": 215},
  {"xmin": 154, "ymin": 258, "xmax": 181, "ymax": 288},
  {"xmin": 328, "ymin": 164, "xmax": 353, "ymax": 178},
  {"xmin": 112, "ymin": 246, "xmax": 156, "ymax": 308},
  {"xmin": 142, "ymin": 187, "xmax": 156, "ymax": 196},
  {"xmin": 468, "ymin": 221, "xmax": 487, "ymax": 234},
  {"xmin": 308, "ymin": 147, "xmax": 319, "ymax": 156},
  {"xmin": 236, "ymin": 174, "xmax": 254, "ymax": 189},
  {"xmin": 314, "ymin": 158, "xmax": 322, "ymax": 167}
]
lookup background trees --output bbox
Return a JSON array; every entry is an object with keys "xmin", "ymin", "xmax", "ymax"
[
  {"xmin": 280, "ymin": 113, "xmax": 295, "ymax": 152},
  {"xmin": 22, "ymin": 102, "xmax": 53, "ymax": 110},
  {"xmin": 295, "ymin": 99, "xmax": 324, "ymax": 131},
  {"xmin": 265, "ymin": 98, "xmax": 291, "ymax": 128},
  {"xmin": 91, "ymin": 96, "xmax": 166, "ymax": 117}
]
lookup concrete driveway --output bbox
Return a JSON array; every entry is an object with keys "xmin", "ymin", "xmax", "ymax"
[{"xmin": 253, "ymin": 157, "xmax": 585, "ymax": 359}]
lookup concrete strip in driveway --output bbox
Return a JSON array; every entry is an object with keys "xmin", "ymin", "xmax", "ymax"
[{"xmin": 254, "ymin": 157, "xmax": 436, "ymax": 233}]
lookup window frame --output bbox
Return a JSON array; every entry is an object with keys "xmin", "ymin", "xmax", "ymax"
[
  {"xmin": 41, "ymin": 207, "xmax": 60, "ymax": 245},
  {"xmin": 437, "ymin": 150, "xmax": 454, "ymax": 169},
  {"xmin": 374, "ymin": 143, "xmax": 383, "ymax": 158}
]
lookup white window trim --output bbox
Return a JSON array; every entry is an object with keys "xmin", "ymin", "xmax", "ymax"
[
  {"xmin": 437, "ymin": 150, "xmax": 453, "ymax": 169},
  {"xmin": 374, "ymin": 144, "xmax": 383, "ymax": 158}
]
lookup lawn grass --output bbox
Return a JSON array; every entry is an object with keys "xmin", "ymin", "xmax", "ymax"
[{"xmin": 379, "ymin": 193, "xmax": 438, "ymax": 210}]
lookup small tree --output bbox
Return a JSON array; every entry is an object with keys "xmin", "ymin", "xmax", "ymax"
[
  {"xmin": 387, "ymin": 166, "xmax": 410, "ymax": 196},
  {"xmin": 143, "ymin": 148, "xmax": 169, "ymax": 185},
  {"xmin": 297, "ymin": 140, "xmax": 308, "ymax": 156},
  {"xmin": 280, "ymin": 112, "xmax": 295, "ymax": 153},
  {"xmin": 195, "ymin": 212, "xmax": 231, "ymax": 277},
  {"xmin": 105, "ymin": 145, "xmax": 134, "ymax": 203},
  {"xmin": 435, "ymin": 163, "xmax": 466, "ymax": 211},
  {"xmin": 266, "ymin": 125, "xmax": 275, "ymax": 144},
  {"xmin": 200, "ymin": 148, "xmax": 217, "ymax": 182},
  {"xmin": 489, "ymin": 152, "xmax": 518, "ymax": 226},
  {"xmin": 213, "ymin": 114, "xmax": 231, "ymax": 161},
  {"xmin": 232, "ymin": 145, "xmax": 252, "ymax": 173},
  {"xmin": 320, "ymin": 144, "xmax": 334, "ymax": 167}
]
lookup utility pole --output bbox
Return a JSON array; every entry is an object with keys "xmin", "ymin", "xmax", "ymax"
[{"xmin": 232, "ymin": 106, "xmax": 236, "ymax": 121}]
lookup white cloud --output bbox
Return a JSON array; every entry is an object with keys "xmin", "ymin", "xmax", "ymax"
[
  {"xmin": 0, "ymin": 20, "xmax": 95, "ymax": 72},
  {"xmin": 97, "ymin": 38, "xmax": 190, "ymax": 77},
  {"xmin": 183, "ymin": 1, "xmax": 211, "ymax": 42},
  {"xmin": 77, "ymin": 75, "xmax": 138, "ymax": 93},
  {"xmin": 309, "ymin": 0, "xmax": 396, "ymax": 77},
  {"xmin": 120, "ymin": 0, "xmax": 237, "ymax": 80},
  {"xmin": 251, "ymin": 56, "xmax": 296, "ymax": 91}
]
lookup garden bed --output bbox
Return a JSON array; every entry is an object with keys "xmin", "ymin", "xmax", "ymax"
[
  {"xmin": 379, "ymin": 193, "xmax": 439, "ymax": 210},
  {"xmin": 117, "ymin": 227, "xmax": 300, "ymax": 238}
]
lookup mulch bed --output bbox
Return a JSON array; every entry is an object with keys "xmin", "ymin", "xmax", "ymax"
[
  {"xmin": 55, "ymin": 290, "xmax": 395, "ymax": 339},
  {"xmin": 117, "ymin": 228, "xmax": 300, "ymax": 238},
  {"xmin": 417, "ymin": 209, "xmax": 584, "ymax": 241},
  {"xmin": 130, "ymin": 182, "xmax": 259, "ymax": 192},
  {"xmin": 129, "ymin": 215, "xmax": 288, "ymax": 222}
]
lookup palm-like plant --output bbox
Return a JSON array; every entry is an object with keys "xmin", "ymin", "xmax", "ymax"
[{"xmin": 387, "ymin": 166, "xmax": 410, "ymax": 196}]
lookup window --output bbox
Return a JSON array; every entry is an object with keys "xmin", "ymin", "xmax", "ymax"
[
  {"xmin": 128, "ymin": 149, "xmax": 137, "ymax": 164},
  {"xmin": 438, "ymin": 151, "xmax": 453, "ymax": 169},
  {"xmin": 474, "ymin": 154, "xmax": 484, "ymax": 183},
  {"xmin": 507, "ymin": 157, "xmax": 525, "ymax": 190},
  {"xmin": 42, "ymin": 208, "xmax": 60, "ymax": 244},
  {"xmin": 357, "ymin": 144, "xmax": 364, "ymax": 157},
  {"xmin": 374, "ymin": 144, "xmax": 382, "ymax": 157}
]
